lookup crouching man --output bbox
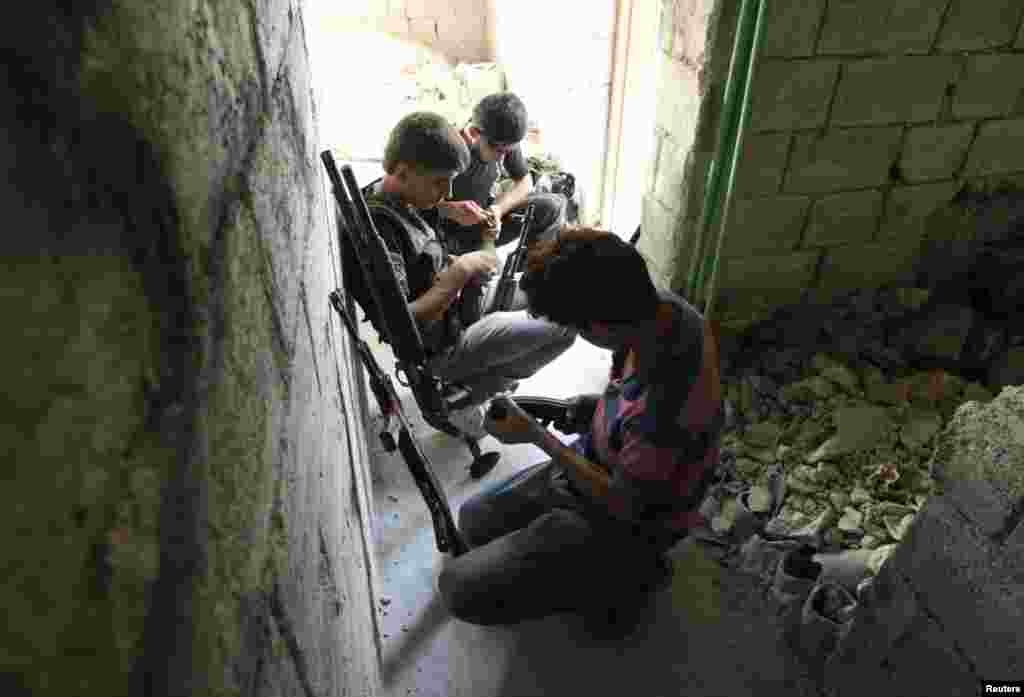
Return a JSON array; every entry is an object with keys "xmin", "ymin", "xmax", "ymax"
[
  {"xmin": 362, "ymin": 111, "xmax": 576, "ymax": 434},
  {"xmin": 437, "ymin": 227, "xmax": 724, "ymax": 638},
  {"xmin": 434, "ymin": 91, "xmax": 565, "ymax": 256}
]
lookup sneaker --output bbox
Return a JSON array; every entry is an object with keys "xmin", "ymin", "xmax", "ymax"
[{"xmin": 448, "ymin": 402, "xmax": 488, "ymax": 440}]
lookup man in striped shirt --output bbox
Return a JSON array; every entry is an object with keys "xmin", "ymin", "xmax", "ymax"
[{"xmin": 437, "ymin": 226, "xmax": 723, "ymax": 638}]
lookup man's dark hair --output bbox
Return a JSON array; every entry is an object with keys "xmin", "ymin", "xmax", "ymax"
[
  {"xmin": 520, "ymin": 227, "xmax": 659, "ymax": 328},
  {"xmin": 383, "ymin": 111, "xmax": 470, "ymax": 174},
  {"xmin": 471, "ymin": 92, "xmax": 528, "ymax": 145}
]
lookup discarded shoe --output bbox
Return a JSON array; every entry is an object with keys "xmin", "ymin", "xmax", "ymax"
[
  {"xmin": 732, "ymin": 488, "xmax": 767, "ymax": 542},
  {"xmin": 811, "ymin": 548, "xmax": 874, "ymax": 595},
  {"xmin": 738, "ymin": 534, "xmax": 801, "ymax": 582},
  {"xmin": 798, "ymin": 581, "xmax": 858, "ymax": 663},
  {"xmin": 772, "ymin": 545, "xmax": 822, "ymax": 606}
]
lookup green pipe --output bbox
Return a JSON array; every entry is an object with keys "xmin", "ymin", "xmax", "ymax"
[
  {"xmin": 703, "ymin": 0, "xmax": 767, "ymax": 320},
  {"xmin": 685, "ymin": 0, "xmax": 763, "ymax": 306}
]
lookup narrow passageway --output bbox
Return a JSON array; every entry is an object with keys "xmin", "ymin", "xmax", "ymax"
[{"xmin": 301, "ymin": 2, "xmax": 816, "ymax": 694}]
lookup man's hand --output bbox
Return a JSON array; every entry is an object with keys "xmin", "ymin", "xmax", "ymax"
[
  {"xmin": 452, "ymin": 250, "xmax": 499, "ymax": 284},
  {"xmin": 484, "ymin": 205, "xmax": 502, "ymax": 233},
  {"xmin": 484, "ymin": 395, "xmax": 545, "ymax": 445},
  {"xmin": 441, "ymin": 200, "xmax": 491, "ymax": 227}
]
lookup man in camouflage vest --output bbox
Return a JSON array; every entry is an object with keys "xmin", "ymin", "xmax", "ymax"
[{"xmin": 360, "ymin": 111, "xmax": 576, "ymax": 436}]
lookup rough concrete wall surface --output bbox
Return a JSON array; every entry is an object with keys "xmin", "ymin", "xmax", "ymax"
[
  {"xmin": 647, "ymin": 0, "xmax": 1024, "ymax": 321},
  {"xmin": 2, "ymin": 2, "xmax": 379, "ymax": 695},
  {"xmin": 303, "ymin": 0, "xmax": 493, "ymax": 64},
  {"xmin": 822, "ymin": 385, "xmax": 1024, "ymax": 695}
]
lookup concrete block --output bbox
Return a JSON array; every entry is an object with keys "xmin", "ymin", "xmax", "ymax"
[
  {"xmin": 831, "ymin": 56, "xmax": 958, "ymax": 127},
  {"xmin": 941, "ymin": 477, "xmax": 1018, "ymax": 538},
  {"xmin": 761, "ymin": 0, "xmax": 826, "ymax": 58},
  {"xmin": 654, "ymin": 132, "xmax": 692, "ymax": 212},
  {"xmin": 822, "ymin": 655, "xmax": 892, "ymax": 697},
  {"xmin": 804, "ymin": 189, "xmax": 883, "ymax": 247},
  {"xmin": 716, "ymin": 251, "xmax": 818, "ymax": 311},
  {"xmin": 953, "ymin": 54, "xmax": 1024, "ymax": 120},
  {"xmin": 641, "ymin": 196, "xmax": 682, "ymax": 286},
  {"xmin": 815, "ymin": 238, "xmax": 919, "ymax": 300},
  {"xmin": 724, "ymin": 195, "xmax": 810, "ymax": 256},
  {"xmin": 404, "ymin": 0, "xmax": 431, "ymax": 18},
  {"xmin": 655, "ymin": 54, "xmax": 702, "ymax": 136},
  {"xmin": 886, "ymin": 614, "xmax": 978, "ymax": 697},
  {"xmin": 671, "ymin": 0, "xmax": 713, "ymax": 65},
  {"xmin": 435, "ymin": 11, "xmax": 486, "ymax": 62},
  {"xmin": 786, "ymin": 127, "xmax": 904, "ymax": 194},
  {"xmin": 818, "ymin": 0, "xmax": 947, "ymax": 55},
  {"xmin": 899, "ymin": 123, "xmax": 975, "ymax": 183},
  {"xmin": 891, "ymin": 497, "xmax": 1024, "ymax": 677},
  {"xmin": 933, "ymin": 387, "xmax": 1024, "ymax": 507},
  {"xmin": 828, "ymin": 565, "xmax": 921, "ymax": 670},
  {"xmin": 936, "ymin": 0, "xmax": 1024, "ymax": 51},
  {"xmin": 1007, "ymin": 515, "xmax": 1024, "ymax": 550},
  {"xmin": 749, "ymin": 59, "xmax": 840, "ymax": 132},
  {"xmin": 880, "ymin": 181, "xmax": 960, "ymax": 240},
  {"xmin": 407, "ymin": 17, "xmax": 437, "ymax": 45},
  {"xmin": 734, "ymin": 132, "xmax": 791, "ymax": 197},
  {"xmin": 658, "ymin": 0, "xmax": 674, "ymax": 56}
]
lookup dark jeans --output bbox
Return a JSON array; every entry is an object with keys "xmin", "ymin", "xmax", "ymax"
[{"xmin": 436, "ymin": 459, "xmax": 679, "ymax": 626}]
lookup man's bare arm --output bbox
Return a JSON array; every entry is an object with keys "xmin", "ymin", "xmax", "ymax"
[
  {"xmin": 408, "ymin": 262, "xmax": 465, "ymax": 324},
  {"xmin": 409, "ymin": 239, "xmax": 497, "ymax": 324},
  {"xmin": 492, "ymin": 174, "xmax": 532, "ymax": 219}
]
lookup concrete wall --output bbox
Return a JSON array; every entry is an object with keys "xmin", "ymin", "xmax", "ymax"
[
  {"xmin": 648, "ymin": 0, "xmax": 1024, "ymax": 320},
  {"xmin": 304, "ymin": 0, "xmax": 493, "ymax": 64},
  {"xmin": 1, "ymin": 2, "xmax": 380, "ymax": 695},
  {"xmin": 822, "ymin": 386, "xmax": 1024, "ymax": 695}
]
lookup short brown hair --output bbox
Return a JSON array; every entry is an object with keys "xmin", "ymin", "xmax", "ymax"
[{"xmin": 383, "ymin": 112, "xmax": 469, "ymax": 174}]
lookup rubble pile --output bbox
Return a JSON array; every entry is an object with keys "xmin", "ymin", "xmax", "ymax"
[{"xmin": 698, "ymin": 274, "xmax": 1024, "ymax": 566}]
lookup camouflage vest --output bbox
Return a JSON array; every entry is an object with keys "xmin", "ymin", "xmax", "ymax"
[{"xmin": 361, "ymin": 186, "xmax": 465, "ymax": 356}]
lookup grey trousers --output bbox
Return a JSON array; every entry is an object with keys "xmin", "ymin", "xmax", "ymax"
[
  {"xmin": 437, "ymin": 459, "xmax": 677, "ymax": 626},
  {"xmin": 428, "ymin": 286, "xmax": 576, "ymax": 403}
]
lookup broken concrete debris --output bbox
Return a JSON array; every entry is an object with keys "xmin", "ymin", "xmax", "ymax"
[{"xmin": 699, "ymin": 283, "xmax": 1016, "ymax": 599}]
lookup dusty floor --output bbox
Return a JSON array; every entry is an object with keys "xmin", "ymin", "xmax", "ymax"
[{"xmin": 355, "ymin": 292, "xmax": 819, "ymax": 697}]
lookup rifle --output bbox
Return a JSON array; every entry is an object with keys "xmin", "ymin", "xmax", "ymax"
[
  {"xmin": 321, "ymin": 150, "xmax": 468, "ymax": 557},
  {"xmin": 507, "ymin": 394, "xmax": 601, "ymax": 434},
  {"xmin": 485, "ymin": 202, "xmax": 536, "ymax": 314}
]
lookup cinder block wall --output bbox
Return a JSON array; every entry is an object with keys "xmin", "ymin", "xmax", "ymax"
[
  {"xmin": 314, "ymin": 0, "xmax": 494, "ymax": 63},
  {"xmin": 823, "ymin": 386, "xmax": 1024, "ymax": 695},
  {"xmin": 647, "ymin": 0, "xmax": 1024, "ymax": 320}
]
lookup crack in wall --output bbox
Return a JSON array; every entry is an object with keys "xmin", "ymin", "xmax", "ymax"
[{"xmin": 300, "ymin": 280, "xmax": 324, "ymax": 397}]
